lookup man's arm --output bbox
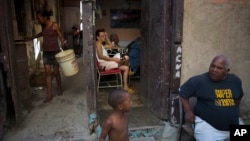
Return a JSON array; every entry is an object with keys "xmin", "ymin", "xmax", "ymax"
[
  {"xmin": 25, "ymin": 32, "xmax": 42, "ymax": 41},
  {"xmin": 33, "ymin": 32, "xmax": 42, "ymax": 39},
  {"xmin": 180, "ymin": 96, "xmax": 195, "ymax": 123}
]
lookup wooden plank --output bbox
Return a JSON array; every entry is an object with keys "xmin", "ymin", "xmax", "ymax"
[
  {"xmin": 81, "ymin": 0, "xmax": 97, "ymax": 116},
  {"xmin": 15, "ymin": 42, "xmax": 31, "ymax": 111},
  {"xmin": 171, "ymin": 0, "xmax": 184, "ymax": 91},
  {"xmin": 0, "ymin": 0, "xmax": 22, "ymax": 126},
  {"xmin": 170, "ymin": 0, "xmax": 184, "ymax": 125},
  {"xmin": 173, "ymin": 0, "xmax": 184, "ymax": 43},
  {"xmin": 170, "ymin": 44, "xmax": 182, "ymax": 92},
  {"xmin": 141, "ymin": 0, "xmax": 172, "ymax": 120},
  {"xmin": 63, "ymin": 0, "xmax": 80, "ymax": 7},
  {"xmin": 140, "ymin": 0, "xmax": 150, "ymax": 109}
]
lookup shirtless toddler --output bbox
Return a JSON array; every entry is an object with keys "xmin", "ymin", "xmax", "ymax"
[{"xmin": 99, "ymin": 89, "xmax": 132, "ymax": 141}]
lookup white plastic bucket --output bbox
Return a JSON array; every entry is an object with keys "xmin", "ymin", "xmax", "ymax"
[{"xmin": 55, "ymin": 49, "xmax": 79, "ymax": 76}]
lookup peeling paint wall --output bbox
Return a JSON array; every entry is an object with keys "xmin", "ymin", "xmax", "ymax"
[{"xmin": 182, "ymin": 0, "xmax": 250, "ymax": 120}]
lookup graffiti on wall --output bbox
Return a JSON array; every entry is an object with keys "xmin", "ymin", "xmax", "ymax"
[{"xmin": 175, "ymin": 45, "xmax": 182, "ymax": 78}]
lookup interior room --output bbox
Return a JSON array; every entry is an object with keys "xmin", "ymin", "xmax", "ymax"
[{"xmin": 94, "ymin": 0, "xmax": 163, "ymax": 132}]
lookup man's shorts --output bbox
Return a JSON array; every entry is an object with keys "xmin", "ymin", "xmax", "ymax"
[
  {"xmin": 194, "ymin": 116, "xmax": 230, "ymax": 141},
  {"xmin": 43, "ymin": 51, "xmax": 60, "ymax": 66}
]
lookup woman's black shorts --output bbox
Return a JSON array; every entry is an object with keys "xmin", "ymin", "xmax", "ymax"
[{"xmin": 43, "ymin": 51, "xmax": 60, "ymax": 66}]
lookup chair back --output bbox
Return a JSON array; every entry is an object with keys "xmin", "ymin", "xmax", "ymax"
[{"xmin": 95, "ymin": 57, "xmax": 123, "ymax": 90}]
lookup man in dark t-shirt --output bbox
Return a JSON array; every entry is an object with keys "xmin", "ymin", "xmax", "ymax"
[{"xmin": 179, "ymin": 55, "xmax": 244, "ymax": 141}]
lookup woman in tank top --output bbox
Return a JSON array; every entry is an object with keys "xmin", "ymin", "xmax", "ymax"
[{"xmin": 32, "ymin": 9, "xmax": 67, "ymax": 103}]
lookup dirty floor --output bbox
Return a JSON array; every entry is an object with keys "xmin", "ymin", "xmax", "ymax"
[
  {"xmin": 2, "ymin": 57, "xmax": 171, "ymax": 141},
  {"xmin": 2, "ymin": 57, "xmax": 93, "ymax": 141}
]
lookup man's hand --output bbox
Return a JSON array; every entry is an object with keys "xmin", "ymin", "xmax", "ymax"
[{"xmin": 185, "ymin": 110, "xmax": 195, "ymax": 123}]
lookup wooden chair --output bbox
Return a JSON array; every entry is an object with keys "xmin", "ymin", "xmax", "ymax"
[{"xmin": 96, "ymin": 59, "xmax": 123, "ymax": 90}]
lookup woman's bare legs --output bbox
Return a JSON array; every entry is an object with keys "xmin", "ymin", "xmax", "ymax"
[
  {"xmin": 53, "ymin": 65, "xmax": 63, "ymax": 96},
  {"xmin": 123, "ymin": 55, "xmax": 130, "ymax": 66},
  {"xmin": 44, "ymin": 64, "xmax": 53, "ymax": 102},
  {"xmin": 115, "ymin": 54, "xmax": 133, "ymax": 92},
  {"xmin": 119, "ymin": 65, "xmax": 129, "ymax": 90},
  {"xmin": 43, "ymin": 65, "xmax": 63, "ymax": 102},
  {"xmin": 122, "ymin": 55, "xmax": 134, "ymax": 75}
]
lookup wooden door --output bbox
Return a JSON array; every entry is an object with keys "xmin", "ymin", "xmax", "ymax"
[
  {"xmin": 0, "ymin": 0, "xmax": 24, "ymax": 127},
  {"xmin": 140, "ymin": 0, "xmax": 184, "ymax": 122}
]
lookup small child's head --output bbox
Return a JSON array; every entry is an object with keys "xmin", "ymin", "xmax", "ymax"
[{"xmin": 108, "ymin": 89, "xmax": 132, "ymax": 112}]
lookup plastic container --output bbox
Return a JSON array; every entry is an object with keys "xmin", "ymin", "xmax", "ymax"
[{"xmin": 55, "ymin": 49, "xmax": 79, "ymax": 76}]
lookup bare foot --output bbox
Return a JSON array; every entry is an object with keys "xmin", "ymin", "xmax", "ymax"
[{"xmin": 43, "ymin": 97, "xmax": 53, "ymax": 103}]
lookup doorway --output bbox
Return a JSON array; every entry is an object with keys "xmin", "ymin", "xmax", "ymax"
[
  {"xmin": 81, "ymin": 0, "xmax": 184, "ymax": 132},
  {"xmin": 94, "ymin": 0, "xmax": 163, "ymax": 129}
]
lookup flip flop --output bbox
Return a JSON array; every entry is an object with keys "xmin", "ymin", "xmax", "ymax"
[
  {"xmin": 127, "ymin": 88, "xmax": 135, "ymax": 94},
  {"xmin": 128, "ymin": 70, "xmax": 135, "ymax": 76}
]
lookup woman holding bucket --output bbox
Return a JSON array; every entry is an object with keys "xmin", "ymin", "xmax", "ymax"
[{"xmin": 32, "ymin": 9, "xmax": 67, "ymax": 103}]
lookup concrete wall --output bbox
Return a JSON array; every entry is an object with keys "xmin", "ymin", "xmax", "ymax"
[
  {"xmin": 23, "ymin": 0, "xmax": 61, "ymax": 75},
  {"xmin": 181, "ymin": 0, "xmax": 250, "ymax": 120},
  {"xmin": 63, "ymin": 7, "xmax": 80, "ymax": 48}
]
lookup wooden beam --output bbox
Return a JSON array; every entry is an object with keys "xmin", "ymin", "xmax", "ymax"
[{"xmin": 63, "ymin": 0, "xmax": 80, "ymax": 7}]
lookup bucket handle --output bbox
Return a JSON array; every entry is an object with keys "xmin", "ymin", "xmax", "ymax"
[
  {"xmin": 60, "ymin": 40, "xmax": 68, "ymax": 52},
  {"xmin": 60, "ymin": 47, "xmax": 64, "ymax": 52}
]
